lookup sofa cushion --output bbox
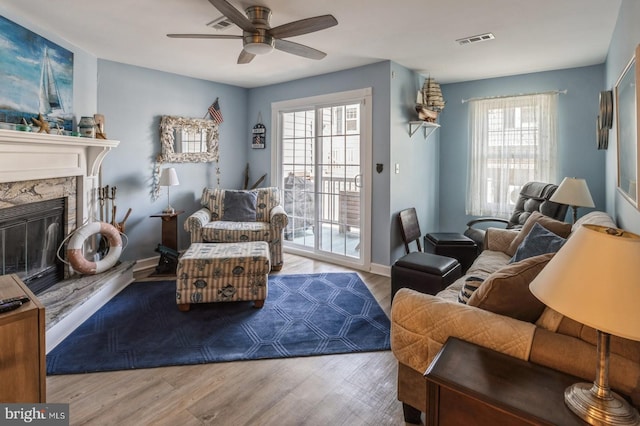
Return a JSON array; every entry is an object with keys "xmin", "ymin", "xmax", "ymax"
[
  {"xmin": 457, "ymin": 276, "xmax": 485, "ymax": 304},
  {"xmin": 201, "ymin": 221, "xmax": 272, "ymax": 243},
  {"xmin": 222, "ymin": 190, "xmax": 257, "ymax": 221},
  {"xmin": 467, "ymin": 252, "xmax": 554, "ymax": 322},
  {"xmin": 506, "ymin": 211, "xmax": 572, "ymax": 256},
  {"xmin": 201, "ymin": 187, "xmax": 282, "ymax": 223},
  {"xmin": 510, "ymin": 223, "xmax": 566, "ymax": 263}
]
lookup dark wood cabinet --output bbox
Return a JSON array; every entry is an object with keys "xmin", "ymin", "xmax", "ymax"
[
  {"xmin": 0, "ymin": 274, "xmax": 45, "ymax": 403},
  {"xmin": 425, "ymin": 338, "xmax": 588, "ymax": 425}
]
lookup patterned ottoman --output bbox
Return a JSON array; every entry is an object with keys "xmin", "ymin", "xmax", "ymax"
[{"xmin": 176, "ymin": 241, "xmax": 271, "ymax": 311}]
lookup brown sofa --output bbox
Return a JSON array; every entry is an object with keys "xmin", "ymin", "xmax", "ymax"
[{"xmin": 391, "ymin": 211, "xmax": 640, "ymax": 422}]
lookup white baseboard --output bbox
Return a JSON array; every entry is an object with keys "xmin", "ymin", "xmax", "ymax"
[
  {"xmin": 369, "ymin": 263, "xmax": 391, "ymax": 277},
  {"xmin": 134, "ymin": 255, "xmax": 160, "ymax": 273}
]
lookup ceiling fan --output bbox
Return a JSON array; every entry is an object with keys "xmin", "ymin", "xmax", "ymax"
[{"xmin": 167, "ymin": 0, "xmax": 338, "ymax": 64}]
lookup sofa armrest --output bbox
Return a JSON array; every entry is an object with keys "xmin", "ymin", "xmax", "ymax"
[
  {"xmin": 184, "ymin": 207, "xmax": 212, "ymax": 243},
  {"xmin": 391, "ymin": 288, "xmax": 536, "ymax": 374},
  {"xmin": 269, "ymin": 204, "xmax": 289, "ymax": 229},
  {"xmin": 484, "ymin": 227, "xmax": 519, "ymax": 253}
]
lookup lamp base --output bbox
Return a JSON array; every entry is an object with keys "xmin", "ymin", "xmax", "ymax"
[
  {"xmin": 565, "ymin": 382, "xmax": 640, "ymax": 425},
  {"xmin": 163, "ymin": 206, "xmax": 175, "ymax": 214}
]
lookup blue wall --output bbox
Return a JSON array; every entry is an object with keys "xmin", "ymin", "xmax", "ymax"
[
  {"xmin": 389, "ymin": 65, "xmax": 440, "ymax": 264},
  {"xmin": 438, "ymin": 65, "xmax": 606, "ymax": 232},
  {"xmin": 98, "ymin": 60, "xmax": 248, "ymax": 261},
  {"xmin": 606, "ymin": 0, "xmax": 640, "ymax": 234}
]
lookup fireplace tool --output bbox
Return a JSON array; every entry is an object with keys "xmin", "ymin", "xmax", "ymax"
[{"xmin": 96, "ymin": 185, "xmax": 133, "ymax": 253}]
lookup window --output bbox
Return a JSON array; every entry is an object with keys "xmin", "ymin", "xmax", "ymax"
[{"xmin": 467, "ymin": 93, "xmax": 557, "ymax": 217}]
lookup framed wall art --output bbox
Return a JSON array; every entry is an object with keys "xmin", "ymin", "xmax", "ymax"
[
  {"xmin": 0, "ymin": 16, "xmax": 74, "ymax": 130},
  {"xmin": 615, "ymin": 44, "xmax": 640, "ymax": 207}
]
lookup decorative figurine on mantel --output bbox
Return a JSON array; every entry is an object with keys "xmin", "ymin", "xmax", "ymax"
[
  {"xmin": 31, "ymin": 114, "xmax": 50, "ymax": 134},
  {"xmin": 94, "ymin": 113, "xmax": 107, "ymax": 139}
]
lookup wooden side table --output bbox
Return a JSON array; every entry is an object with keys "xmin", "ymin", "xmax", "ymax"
[
  {"xmin": 425, "ymin": 338, "xmax": 589, "ymax": 425},
  {"xmin": 0, "ymin": 274, "xmax": 45, "ymax": 403},
  {"xmin": 150, "ymin": 210, "xmax": 184, "ymax": 275},
  {"xmin": 150, "ymin": 210, "xmax": 184, "ymax": 250}
]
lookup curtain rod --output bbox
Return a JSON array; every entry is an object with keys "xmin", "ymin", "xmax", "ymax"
[{"xmin": 461, "ymin": 89, "xmax": 567, "ymax": 104}]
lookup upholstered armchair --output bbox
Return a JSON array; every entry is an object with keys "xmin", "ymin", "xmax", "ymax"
[
  {"xmin": 464, "ymin": 181, "xmax": 568, "ymax": 251},
  {"xmin": 184, "ymin": 187, "xmax": 288, "ymax": 271}
]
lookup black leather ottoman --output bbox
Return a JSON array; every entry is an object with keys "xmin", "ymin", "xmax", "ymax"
[
  {"xmin": 391, "ymin": 252, "xmax": 462, "ymax": 300},
  {"xmin": 424, "ymin": 232, "xmax": 478, "ymax": 274}
]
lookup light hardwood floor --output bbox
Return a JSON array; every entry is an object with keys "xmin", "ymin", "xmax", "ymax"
[{"xmin": 46, "ymin": 253, "xmax": 410, "ymax": 425}]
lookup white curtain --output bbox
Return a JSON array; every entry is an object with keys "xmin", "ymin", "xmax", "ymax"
[{"xmin": 466, "ymin": 93, "xmax": 557, "ymax": 217}]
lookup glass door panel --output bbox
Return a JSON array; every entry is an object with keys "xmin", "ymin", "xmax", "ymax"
[{"xmin": 282, "ymin": 102, "xmax": 362, "ymax": 260}]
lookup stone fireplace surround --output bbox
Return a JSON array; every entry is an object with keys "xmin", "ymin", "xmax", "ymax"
[{"xmin": 0, "ymin": 129, "xmax": 134, "ymax": 352}]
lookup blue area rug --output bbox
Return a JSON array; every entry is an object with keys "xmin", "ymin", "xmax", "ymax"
[{"xmin": 46, "ymin": 272, "xmax": 390, "ymax": 375}]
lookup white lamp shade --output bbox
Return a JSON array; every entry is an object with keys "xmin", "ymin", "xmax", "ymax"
[
  {"xmin": 159, "ymin": 168, "xmax": 180, "ymax": 186},
  {"xmin": 529, "ymin": 224, "xmax": 640, "ymax": 341},
  {"xmin": 549, "ymin": 177, "xmax": 595, "ymax": 208}
]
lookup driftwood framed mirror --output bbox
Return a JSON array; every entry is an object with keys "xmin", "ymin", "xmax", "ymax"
[{"xmin": 158, "ymin": 115, "xmax": 219, "ymax": 163}]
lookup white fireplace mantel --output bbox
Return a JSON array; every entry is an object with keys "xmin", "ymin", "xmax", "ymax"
[
  {"xmin": 0, "ymin": 129, "xmax": 119, "ymax": 183},
  {"xmin": 0, "ymin": 129, "xmax": 120, "ymax": 225}
]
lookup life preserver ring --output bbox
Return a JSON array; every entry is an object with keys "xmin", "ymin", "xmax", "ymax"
[{"xmin": 67, "ymin": 222, "xmax": 122, "ymax": 275}]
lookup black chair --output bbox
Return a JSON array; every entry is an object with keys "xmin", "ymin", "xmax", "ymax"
[
  {"xmin": 398, "ymin": 207, "xmax": 423, "ymax": 254},
  {"xmin": 464, "ymin": 181, "xmax": 569, "ymax": 251},
  {"xmin": 392, "ymin": 208, "xmax": 461, "ymax": 299}
]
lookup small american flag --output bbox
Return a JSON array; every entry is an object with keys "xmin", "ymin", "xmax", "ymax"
[{"xmin": 208, "ymin": 98, "xmax": 224, "ymax": 124}]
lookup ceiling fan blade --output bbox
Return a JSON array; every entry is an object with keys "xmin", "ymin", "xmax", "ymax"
[
  {"xmin": 167, "ymin": 34, "xmax": 242, "ymax": 39},
  {"xmin": 208, "ymin": 0, "xmax": 256, "ymax": 32},
  {"xmin": 237, "ymin": 49, "xmax": 256, "ymax": 64},
  {"xmin": 269, "ymin": 15, "xmax": 338, "ymax": 39},
  {"xmin": 274, "ymin": 39, "xmax": 326, "ymax": 60}
]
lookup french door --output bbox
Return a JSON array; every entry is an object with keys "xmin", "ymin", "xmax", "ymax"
[{"xmin": 272, "ymin": 88, "xmax": 371, "ymax": 269}]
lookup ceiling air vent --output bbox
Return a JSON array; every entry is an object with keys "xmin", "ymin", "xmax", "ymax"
[
  {"xmin": 456, "ymin": 32, "xmax": 495, "ymax": 46},
  {"xmin": 207, "ymin": 16, "xmax": 234, "ymax": 31}
]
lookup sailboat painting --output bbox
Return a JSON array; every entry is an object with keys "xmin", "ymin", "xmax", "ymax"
[{"xmin": 0, "ymin": 15, "xmax": 73, "ymax": 130}]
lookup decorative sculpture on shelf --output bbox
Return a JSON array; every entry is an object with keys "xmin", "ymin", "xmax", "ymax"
[{"xmin": 415, "ymin": 77, "xmax": 445, "ymax": 122}]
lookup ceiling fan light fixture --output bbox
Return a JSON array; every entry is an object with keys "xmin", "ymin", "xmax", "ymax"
[
  {"xmin": 243, "ymin": 33, "xmax": 274, "ymax": 55},
  {"xmin": 244, "ymin": 42, "xmax": 274, "ymax": 55}
]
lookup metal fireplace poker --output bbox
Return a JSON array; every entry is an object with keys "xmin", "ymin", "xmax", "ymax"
[{"xmin": 98, "ymin": 185, "xmax": 132, "ymax": 233}]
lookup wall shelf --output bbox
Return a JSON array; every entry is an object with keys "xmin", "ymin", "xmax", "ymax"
[{"xmin": 409, "ymin": 121, "xmax": 440, "ymax": 140}]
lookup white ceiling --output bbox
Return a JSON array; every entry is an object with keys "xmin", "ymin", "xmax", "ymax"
[{"xmin": 3, "ymin": 0, "xmax": 622, "ymax": 89}]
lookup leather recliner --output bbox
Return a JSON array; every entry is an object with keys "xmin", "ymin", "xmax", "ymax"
[{"xmin": 464, "ymin": 181, "xmax": 569, "ymax": 251}]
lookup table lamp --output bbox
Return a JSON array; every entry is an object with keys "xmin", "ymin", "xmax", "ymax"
[
  {"xmin": 159, "ymin": 167, "xmax": 179, "ymax": 214},
  {"xmin": 550, "ymin": 177, "xmax": 595, "ymax": 223},
  {"xmin": 529, "ymin": 224, "xmax": 640, "ymax": 425}
]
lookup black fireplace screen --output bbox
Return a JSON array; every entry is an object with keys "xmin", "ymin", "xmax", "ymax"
[{"xmin": 0, "ymin": 198, "xmax": 65, "ymax": 294}]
